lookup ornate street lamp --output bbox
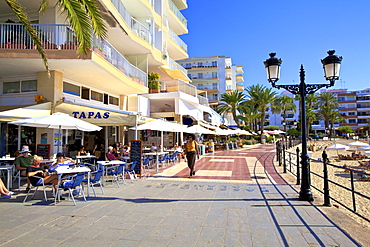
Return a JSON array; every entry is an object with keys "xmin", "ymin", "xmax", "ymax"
[{"xmin": 264, "ymin": 50, "xmax": 342, "ymax": 201}]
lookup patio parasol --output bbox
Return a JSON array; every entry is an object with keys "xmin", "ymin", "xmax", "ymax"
[
  {"xmin": 347, "ymin": 141, "xmax": 369, "ymax": 152},
  {"xmin": 326, "ymin": 143, "xmax": 350, "ymax": 157},
  {"xmin": 10, "ymin": 112, "xmax": 102, "ymax": 153}
]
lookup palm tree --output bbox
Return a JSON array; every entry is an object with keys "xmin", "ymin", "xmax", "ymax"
[
  {"xmin": 216, "ymin": 90, "xmax": 246, "ymax": 128},
  {"xmin": 271, "ymin": 95, "xmax": 296, "ymax": 132},
  {"xmin": 238, "ymin": 100, "xmax": 261, "ymax": 131},
  {"xmin": 295, "ymin": 94, "xmax": 318, "ymax": 136},
  {"xmin": 245, "ymin": 84, "xmax": 276, "ymax": 136},
  {"xmin": 4, "ymin": 0, "xmax": 107, "ymax": 71},
  {"xmin": 317, "ymin": 92, "xmax": 341, "ymax": 136}
]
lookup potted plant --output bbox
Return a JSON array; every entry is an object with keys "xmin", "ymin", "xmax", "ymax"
[{"xmin": 148, "ymin": 72, "xmax": 161, "ymax": 93}]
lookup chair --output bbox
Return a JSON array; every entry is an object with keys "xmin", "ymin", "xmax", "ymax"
[
  {"xmin": 23, "ymin": 176, "xmax": 52, "ymax": 203},
  {"xmin": 107, "ymin": 164, "xmax": 126, "ymax": 187},
  {"xmin": 124, "ymin": 162, "xmax": 137, "ymax": 183},
  {"xmin": 57, "ymin": 173, "xmax": 86, "ymax": 206},
  {"xmin": 166, "ymin": 151, "xmax": 178, "ymax": 165},
  {"xmin": 158, "ymin": 153, "xmax": 168, "ymax": 168},
  {"xmin": 82, "ymin": 170, "xmax": 104, "ymax": 197},
  {"xmin": 142, "ymin": 156, "xmax": 151, "ymax": 177}
]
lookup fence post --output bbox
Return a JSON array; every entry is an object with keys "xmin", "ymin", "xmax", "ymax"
[
  {"xmin": 289, "ymin": 152, "xmax": 292, "ymax": 172},
  {"xmin": 283, "ymin": 143, "xmax": 287, "ymax": 173},
  {"xmin": 276, "ymin": 141, "xmax": 281, "ymax": 165},
  {"xmin": 296, "ymin": 147, "xmax": 300, "ymax": 185},
  {"xmin": 322, "ymin": 151, "xmax": 332, "ymax": 207}
]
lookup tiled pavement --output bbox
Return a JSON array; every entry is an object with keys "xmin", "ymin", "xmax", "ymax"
[{"xmin": 0, "ymin": 144, "xmax": 366, "ymax": 246}]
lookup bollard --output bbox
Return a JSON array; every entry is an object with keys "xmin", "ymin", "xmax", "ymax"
[
  {"xmin": 296, "ymin": 147, "xmax": 300, "ymax": 185},
  {"xmin": 283, "ymin": 143, "xmax": 287, "ymax": 173},
  {"xmin": 322, "ymin": 151, "xmax": 332, "ymax": 207}
]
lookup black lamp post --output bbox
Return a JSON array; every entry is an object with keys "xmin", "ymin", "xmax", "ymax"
[{"xmin": 264, "ymin": 50, "xmax": 342, "ymax": 201}]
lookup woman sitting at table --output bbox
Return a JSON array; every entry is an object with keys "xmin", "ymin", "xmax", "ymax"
[
  {"xmin": 174, "ymin": 143, "xmax": 185, "ymax": 162},
  {"xmin": 106, "ymin": 146, "xmax": 119, "ymax": 160},
  {"xmin": 77, "ymin": 146, "xmax": 87, "ymax": 156},
  {"xmin": 27, "ymin": 155, "xmax": 60, "ymax": 192}
]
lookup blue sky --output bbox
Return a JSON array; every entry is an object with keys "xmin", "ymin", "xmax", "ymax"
[{"xmin": 181, "ymin": 1, "xmax": 370, "ymax": 92}]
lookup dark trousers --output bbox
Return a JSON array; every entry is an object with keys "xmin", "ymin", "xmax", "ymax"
[{"xmin": 186, "ymin": 151, "xmax": 196, "ymax": 175}]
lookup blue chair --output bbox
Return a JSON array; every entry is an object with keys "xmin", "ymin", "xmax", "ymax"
[
  {"xmin": 142, "ymin": 156, "xmax": 151, "ymax": 177},
  {"xmin": 124, "ymin": 162, "xmax": 137, "ymax": 183},
  {"xmin": 23, "ymin": 176, "xmax": 52, "ymax": 203},
  {"xmin": 82, "ymin": 170, "xmax": 104, "ymax": 197},
  {"xmin": 57, "ymin": 173, "xmax": 86, "ymax": 206},
  {"xmin": 166, "ymin": 151, "xmax": 178, "ymax": 165},
  {"xmin": 158, "ymin": 153, "xmax": 168, "ymax": 168},
  {"xmin": 107, "ymin": 164, "xmax": 126, "ymax": 187}
]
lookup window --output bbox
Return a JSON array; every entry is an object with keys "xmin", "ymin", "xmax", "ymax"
[
  {"xmin": 212, "ymin": 72, "xmax": 217, "ymax": 78},
  {"xmin": 91, "ymin": 90, "xmax": 103, "ymax": 102},
  {"xmin": 337, "ymin": 97, "xmax": 345, "ymax": 102},
  {"xmin": 198, "ymin": 73, "xmax": 203, "ymax": 79},
  {"xmin": 348, "ymin": 112, "xmax": 356, "ymax": 116},
  {"xmin": 197, "ymin": 62, "xmax": 203, "ymax": 67},
  {"xmin": 109, "ymin": 96, "xmax": 119, "ymax": 106},
  {"xmin": 3, "ymin": 82, "xmax": 20, "ymax": 94},
  {"xmin": 349, "ymin": 119, "xmax": 357, "ymax": 124},
  {"xmin": 63, "ymin": 82, "xmax": 80, "ymax": 96},
  {"xmin": 211, "ymin": 61, "xmax": 217, "ymax": 67},
  {"xmin": 81, "ymin": 87, "xmax": 90, "ymax": 100},
  {"xmin": 3, "ymin": 80, "xmax": 37, "ymax": 94},
  {"xmin": 198, "ymin": 84, "xmax": 203, "ymax": 90},
  {"xmin": 212, "ymin": 83, "xmax": 218, "ymax": 89},
  {"xmin": 21, "ymin": 80, "xmax": 37, "ymax": 92}
]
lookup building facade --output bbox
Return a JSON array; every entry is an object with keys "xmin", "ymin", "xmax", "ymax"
[
  {"xmin": 0, "ymin": 0, "xmax": 221, "ymax": 156},
  {"xmin": 176, "ymin": 56, "xmax": 244, "ymax": 127}
]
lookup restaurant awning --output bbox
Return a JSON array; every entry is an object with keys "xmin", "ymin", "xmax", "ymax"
[
  {"xmin": 0, "ymin": 102, "xmax": 51, "ymax": 122},
  {"xmin": 55, "ymin": 102, "xmax": 152, "ymax": 126},
  {"xmin": 160, "ymin": 66, "xmax": 190, "ymax": 82}
]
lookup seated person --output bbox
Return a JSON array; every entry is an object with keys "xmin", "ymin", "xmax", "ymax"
[
  {"xmin": 150, "ymin": 142, "xmax": 158, "ymax": 152},
  {"xmin": 120, "ymin": 143, "xmax": 131, "ymax": 157},
  {"xmin": 14, "ymin": 147, "xmax": 33, "ymax": 191},
  {"xmin": 77, "ymin": 146, "xmax": 87, "ymax": 156},
  {"xmin": 174, "ymin": 143, "xmax": 185, "ymax": 161},
  {"xmin": 49, "ymin": 153, "xmax": 75, "ymax": 171},
  {"xmin": 106, "ymin": 146, "xmax": 118, "ymax": 160},
  {"xmin": 27, "ymin": 155, "xmax": 60, "ymax": 193},
  {"xmin": 0, "ymin": 178, "xmax": 15, "ymax": 199}
]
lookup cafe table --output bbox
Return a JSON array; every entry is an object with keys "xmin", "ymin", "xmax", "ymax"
[
  {"xmin": 0, "ymin": 165, "xmax": 13, "ymax": 189},
  {"xmin": 55, "ymin": 165, "xmax": 91, "ymax": 197},
  {"xmin": 143, "ymin": 152, "xmax": 168, "ymax": 172},
  {"xmin": 97, "ymin": 160, "xmax": 126, "ymax": 186},
  {"xmin": 76, "ymin": 155, "xmax": 96, "ymax": 164}
]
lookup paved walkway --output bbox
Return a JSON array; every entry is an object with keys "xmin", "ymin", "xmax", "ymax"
[{"xmin": 0, "ymin": 144, "xmax": 366, "ymax": 246}]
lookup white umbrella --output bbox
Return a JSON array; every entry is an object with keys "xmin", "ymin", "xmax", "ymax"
[
  {"xmin": 347, "ymin": 141, "xmax": 369, "ymax": 151},
  {"xmin": 326, "ymin": 143, "xmax": 350, "ymax": 157},
  {"xmin": 359, "ymin": 145, "xmax": 370, "ymax": 150},
  {"xmin": 234, "ymin": 129, "xmax": 253, "ymax": 136},
  {"xmin": 10, "ymin": 112, "xmax": 102, "ymax": 152},
  {"xmin": 133, "ymin": 119, "xmax": 186, "ymax": 132},
  {"xmin": 185, "ymin": 125, "xmax": 215, "ymax": 134},
  {"xmin": 364, "ymin": 150, "xmax": 370, "ymax": 155}
]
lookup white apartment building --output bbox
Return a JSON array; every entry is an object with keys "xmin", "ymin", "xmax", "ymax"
[
  {"xmin": 176, "ymin": 56, "xmax": 244, "ymax": 127},
  {"xmin": 0, "ymin": 0, "xmax": 221, "ymax": 156}
]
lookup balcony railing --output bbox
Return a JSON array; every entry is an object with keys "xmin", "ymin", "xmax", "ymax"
[
  {"xmin": 168, "ymin": 0, "xmax": 188, "ymax": 27},
  {"xmin": 168, "ymin": 57, "xmax": 188, "ymax": 75},
  {"xmin": 169, "ymin": 28, "xmax": 187, "ymax": 53},
  {"xmin": 110, "ymin": 0, "xmax": 151, "ymax": 44},
  {"xmin": 160, "ymin": 79, "xmax": 197, "ymax": 97},
  {"xmin": 0, "ymin": 23, "xmax": 147, "ymax": 87},
  {"xmin": 197, "ymin": 95, "xmax": 209, "ymax": 106}
]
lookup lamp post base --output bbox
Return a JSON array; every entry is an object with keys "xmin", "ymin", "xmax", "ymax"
[{"xmin": 299, "ymin": 190, "xmax": 314, "ymax": 202}]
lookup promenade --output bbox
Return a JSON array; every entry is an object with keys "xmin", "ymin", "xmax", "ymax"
[{"xmin": 0, "ymin": 144, "xmax": 368, "ymax": 246}]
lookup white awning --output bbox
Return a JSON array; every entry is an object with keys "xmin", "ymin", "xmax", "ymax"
[
  {"xmin": 55, "ymin": 102, "xmax": 151, "ymax": 126},
  {"xmin": 0, "ymin": 102, "xmax": 51, "ymax": 122}
]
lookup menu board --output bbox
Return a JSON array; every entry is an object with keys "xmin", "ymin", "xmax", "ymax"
[
  {"xmin": 36, "ymin": 144, "xmax": 50, "ymax": 159},
  {"xmin": 130, "ymin": 140, "xmax": 142, "ymax": 177}
]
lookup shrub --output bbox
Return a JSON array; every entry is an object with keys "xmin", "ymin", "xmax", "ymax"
[{"xmin": 243, "ymin": 140, "xmax": 253, "ymax": 145}]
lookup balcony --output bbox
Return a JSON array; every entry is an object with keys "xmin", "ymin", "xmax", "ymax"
[
  {"xmin": 0, "ymin": 23, "xmax": 147, "ymax": 88},
  {"xmin": 159, "ymin": 79, "xmax": 197, "ymax": 97},
  {"xmin": 110, "ymin": 0, "xmax": 152, "ymax": 44},
  {"xmin": 169, "ymin": 28, "xmax": 187, "ymax": 53},
  {"xmin": 168, "ymin": 0, "xmax": 188, "ymax": 28},
  {"xmin": 197, "ymin": 95, "xmax": 209, "ymax": 106},
  {"xmin": 168, "ymin": 57, "xmax": 188, "ymax": 75}
]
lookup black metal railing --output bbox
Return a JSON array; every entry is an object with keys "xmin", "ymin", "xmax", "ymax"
[{"xmin": 276, "ymin": 140, "xmax": 370, "ymax": 223}]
